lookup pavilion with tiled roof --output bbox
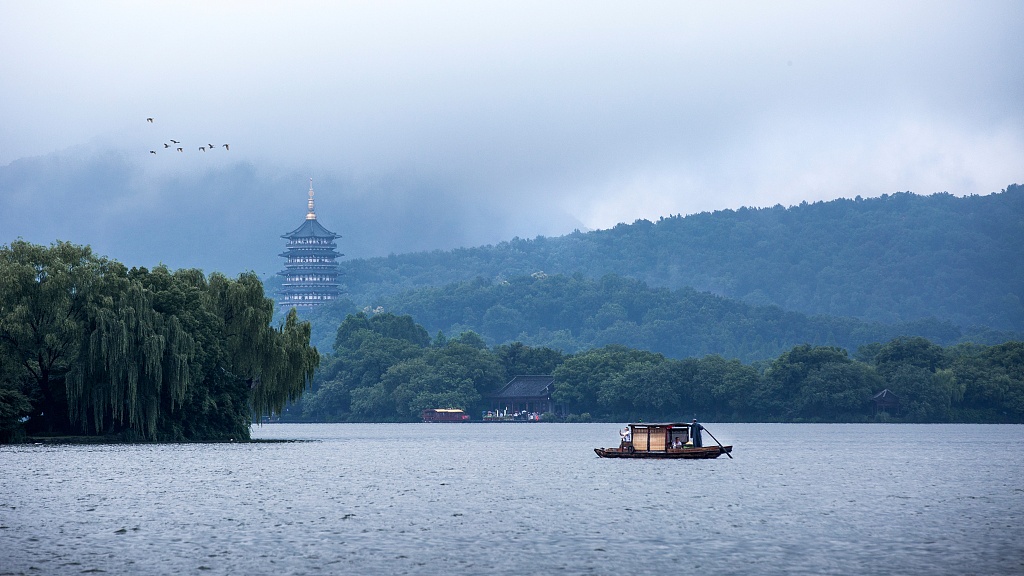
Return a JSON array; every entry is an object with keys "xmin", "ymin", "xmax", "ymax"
[
  {"xmin": 872, "ymin": 388, "xmax": 899, "ymax": 414},
  {"xmin": 487, "ymin": 375, "xmax": 563, "ymax": 417}
]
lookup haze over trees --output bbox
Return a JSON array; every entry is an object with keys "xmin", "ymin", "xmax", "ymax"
[{"xmin": 0, "ymin": 241, "xmax": 319, "ymax": 442}]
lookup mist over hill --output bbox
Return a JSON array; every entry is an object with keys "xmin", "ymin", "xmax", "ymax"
[
  {"xmin": 5, "ymin": 143, "xmax": 1019, "ymax": 337},
  {"xmin": 0, "ymin": 145, "xmax": 584, "ymax": 276},
  {"xmin": 327, "ymin": 186, "xmax": 1024, "ymax": 333}
]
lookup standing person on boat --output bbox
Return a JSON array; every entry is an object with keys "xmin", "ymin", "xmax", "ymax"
[
  {"xmin": 619, "ymin": 425, "xmax": 631, "ymax": 448},
  {"xmin": 690, "ymin": 419, "xmax": 704, "ymax": 448}
]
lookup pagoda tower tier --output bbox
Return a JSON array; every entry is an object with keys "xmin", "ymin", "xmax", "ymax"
[{"xmin": 277, "ymin": 179, "xmax": 343, "ymax": 309}]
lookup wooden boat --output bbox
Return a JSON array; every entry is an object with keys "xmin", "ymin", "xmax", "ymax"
[
  {"xmin": 594, "ymin": 422, "xmax": 732, "ymax": 459},
  {"xmin": 421, "ymin": 408, "xmax": 470, "ymax": 422}
]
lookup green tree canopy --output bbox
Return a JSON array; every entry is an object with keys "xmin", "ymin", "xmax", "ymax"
[{"xmin": 0, "ymin": 241, "xmax": 318, "ymax": 441}]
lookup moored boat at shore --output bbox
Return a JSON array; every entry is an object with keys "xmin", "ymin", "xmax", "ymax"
[
  {"xmin": 421, "ymin": 408, "xmax": 470, "ymax": 422},
  {"xmin": 595, "ymin": 421, "xmax": 732, "ymax": 459}
]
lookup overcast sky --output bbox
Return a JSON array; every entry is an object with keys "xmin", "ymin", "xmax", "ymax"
[{"xmin": 1, "ymin": 1, "xmax": 1021, "ymax": 274}]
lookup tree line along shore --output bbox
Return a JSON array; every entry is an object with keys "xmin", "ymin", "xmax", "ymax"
[{"xmin": 291, "ymin": 311, "xmax": 1024, "ymax": 425}]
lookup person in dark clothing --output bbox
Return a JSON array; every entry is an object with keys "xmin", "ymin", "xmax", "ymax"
[{"xmin": 690, "ymin": 419, "xmax": 704, "ymax": 448}]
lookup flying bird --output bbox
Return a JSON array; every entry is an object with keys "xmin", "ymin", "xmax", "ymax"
[
  {"xmin": 146, "ymin": 118, "xmax": 153, "ymax": 123},
  {"xmin": 199, "ymin": 147, "xmax": 206, "ymax": 152},
  {"xmin": 164, "ymin": 143, "xmax": 169, "ymax": 148},
  {"xmin": 222, "ymin": 144, "xmax": 229, "ymax": 150},
  {"xmin": 177, "ymin": 147, "xmax": 183, "ymax": 152},
  {"xmin": 208, "ymin": 143, "xmax": 214, "ymax": 149},
  {"xmin": 150, "ymin": 150, "xmax": 156, "ymax": 154},
  {"xmin": 170, "ymin": 139, "xmax": 179, "ymax": 144}
]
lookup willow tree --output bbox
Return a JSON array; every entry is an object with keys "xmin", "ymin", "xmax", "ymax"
[
  {"xmin": 206, "ymin": 272, "xmax": 318, "ymax": 429},
  {"xmin": 0, "ymin": 241, "xmax": 103, "ymax": 434},
  {"xmin": 1, "ymin": 241, "xmax": 319, "ymax": 441},
  {"xmin": 88, "ymin": 268, "xmax": 318, "ymax": 440},
  {"xmin": 66, "ymin": 277, "xmax": 195, "ymax": 438}
]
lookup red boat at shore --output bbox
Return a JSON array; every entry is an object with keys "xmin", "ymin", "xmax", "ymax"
[{"xmin": 421, "ymin": 408, "xmax": 470, "ymax": 422}]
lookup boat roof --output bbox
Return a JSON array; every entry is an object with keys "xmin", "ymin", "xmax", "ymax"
[
  {"xmin": 428, "ymin": 408, "xmax": 466, "ymax": 413},
  {"xmin": 629, "ymin": 422, "xmax": 695, "ymax": 428}
]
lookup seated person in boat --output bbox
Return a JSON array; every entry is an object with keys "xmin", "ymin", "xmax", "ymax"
[{"xmin": 672, "ymin": 436, "xmax": 684, "ymax": 449}]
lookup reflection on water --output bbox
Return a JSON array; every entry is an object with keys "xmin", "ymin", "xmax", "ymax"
[{"xmin": 2, "ymin": 424, "xmax": 1022, "ymax": 575}]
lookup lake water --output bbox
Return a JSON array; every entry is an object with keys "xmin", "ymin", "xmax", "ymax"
[{"xmin": 1, "ymin": 423, "xmax": 1022, "ymax": 575}]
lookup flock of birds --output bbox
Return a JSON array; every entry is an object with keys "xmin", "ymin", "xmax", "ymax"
[{"xmin": 146, "ymin": 117, "xmax": 229, "ymax": 154}]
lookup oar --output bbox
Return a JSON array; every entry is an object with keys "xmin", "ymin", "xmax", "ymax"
[{"xmin": 703, "ymin": 428, "xmax": 733, "ymax": 459}]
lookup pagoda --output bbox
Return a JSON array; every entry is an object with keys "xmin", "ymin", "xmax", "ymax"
[{"xmin": 277, "ymin": 179, "xmax": 342, "ymax": 309}]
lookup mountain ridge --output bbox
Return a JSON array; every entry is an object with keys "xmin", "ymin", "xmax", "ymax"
[{"xmin": 324, "ymin": 185, "xmax": 1023, "ymax": 332}]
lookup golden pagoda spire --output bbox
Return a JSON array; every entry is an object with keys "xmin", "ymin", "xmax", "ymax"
[{"xmin": 306, "ymin": 177, "xmax": 316, "ymax": 220}]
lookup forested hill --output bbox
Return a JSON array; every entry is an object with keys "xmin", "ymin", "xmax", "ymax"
[
  {"xmin": 302, "ymin": 273, "xmax": 980, "ymax": 363},
  {"xmin": 334, "ymin": 185, "xmax": 1024, "ymax": 332}
]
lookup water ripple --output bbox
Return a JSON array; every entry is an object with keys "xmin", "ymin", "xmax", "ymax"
[{"xmin": 2, "ymin": 423, "xmax": 1022, "ymax": 575}]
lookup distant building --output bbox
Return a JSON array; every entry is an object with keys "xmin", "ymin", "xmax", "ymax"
[
  {"xmin": 485, "ymin": 375, "xmax": 564, "ymax": 420},
  {"xmin": 277, "ymin": 179, "xmax": 342, "ymax": 309},
  {"xmin": 872, "ymin": 388, "xmax": 899, "ymax": 414}
]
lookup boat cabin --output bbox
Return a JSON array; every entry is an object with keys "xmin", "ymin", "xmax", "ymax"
[
  {"xmin": 627, "ymin": 423, "xmax": 696, "ymax": 451},
  {"xmin": 421, "ymin": 408, "xmax": 470, "ymax": 423}
]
